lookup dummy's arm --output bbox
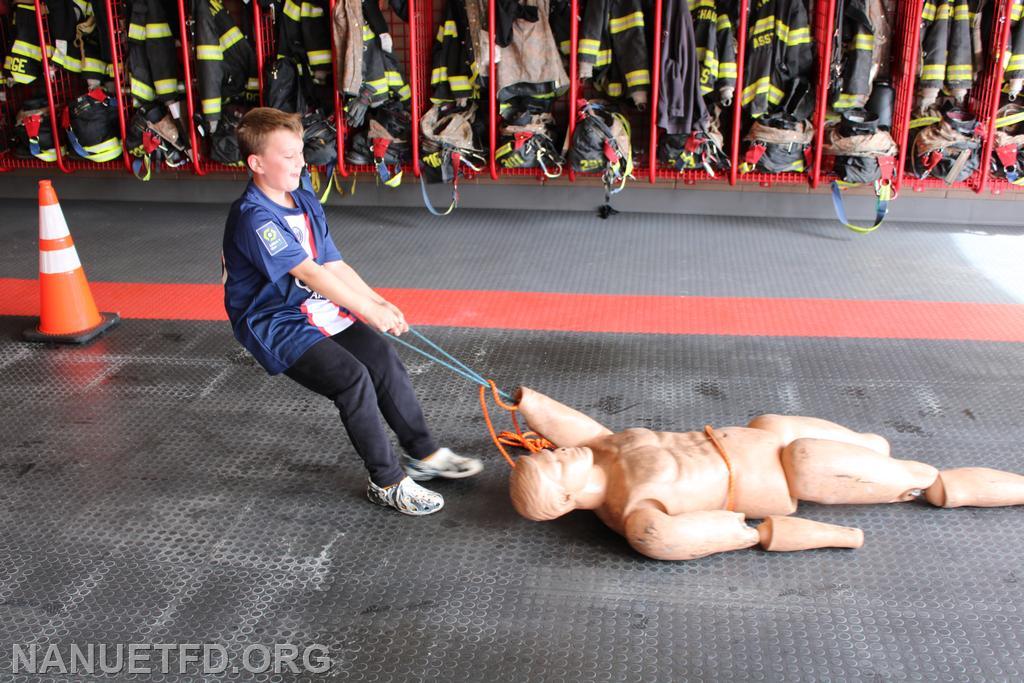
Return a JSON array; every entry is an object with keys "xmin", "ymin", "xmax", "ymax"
[{"xmin": 623, "ymin": 507, "xmax": 760, "ymax": 561}]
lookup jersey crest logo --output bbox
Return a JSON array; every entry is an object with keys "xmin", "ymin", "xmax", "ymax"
[{"xmin": 256, "ymin": 221, "xmax": 288, "ymax": 256}]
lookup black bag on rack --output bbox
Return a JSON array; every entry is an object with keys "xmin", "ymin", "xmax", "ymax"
[
  {"xmin": 208, "ymin": 104, "xmax": 247, "ymax": 165},
  {"xmin": 740, "ymin": 112, "xmax": 814, "ymax": 174},
  {"xmin": 13, "ymin": 98, "xmax": 57, "ymax": 161},
  {"xmin": 64, "ymin": 89, "xmax": 121, "ymax": 162},
  {"xmin": 909, "ymin": 106, "xmax": 981, "ymax": 183},
  {"xmin": 301, "ymin": 111, "xmax": 337, "ymax": 166}
]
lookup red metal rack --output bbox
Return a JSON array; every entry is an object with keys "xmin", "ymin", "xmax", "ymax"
[
  {"xmin": 810, "ymin": 1, "xmax": 915, "ymax": 193},
  {"xmin": 180, "ymin": 0, "xmax": 257, "ymax": 175},
  {"xmin": 647, "ymin": 0, "xmax": 730, "ymax": 185},
  {"xmin": 899, "ymin": 0, "xmax": 1010, "ymax": 194},
  {"xmin": 0, "ymin": 13, "xmax": 15, "ymax": 172},
  {"xmin": 336, "ymin": 0, "xmax": 425, "ymax": 179},
  {"xmin": 980, "ymin": 0, "xmax": 1018, "ymax": 194},
  {"xmin": 107, "ymin": 0, "xmax": 140, "ymax": 174},
  {"xmin": 732, "ymin": 0, "xmax": 819, "ymax": 187}
]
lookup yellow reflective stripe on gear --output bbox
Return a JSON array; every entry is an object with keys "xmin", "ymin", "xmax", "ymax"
[
  {"xmin": 606, "ymin": 82, "xmax": 623, "ymax": 97},
  {"xmin": 10, "ymin": 71, "xmax": 37, "ymax": 84},
  {"xmin": 996, "ymin": 110, "xmax": 1024, "ymax": 128},
  {"xmin": 936, "ymin": 3, "xmax": 951, "ymax": 19},
  {"xmin": 431, "ymin": 66, "xmax": 448, "ymax": 83},
  {"xmin": 53, "ymin": 53, "xmax": 82, "ymax": 72},
  {"xmin": 283, "ymin": 0, "xmax": 301, "ymax": 20},
  {"xmin": 307, "ymin": 49, "xmax": 331, "ymax": 65},
  {"xmin": 689, "ymin": 0, "xmax": 714, "ymax": 9},
  {"xmin": 363, "ymin": 25, "xmax": 376, "ymax": 41},
  {"xmin": 398, "ymin": 85, "xmax": 411, "ymax": 100},
  {"xmin": 609, "ymin": 11, "xmax": 643, "ymax": 33},
  {"xmin": 385, "ymin": 70, "xmax": 404, "ymax": 86},
  {"xmin": 154, "ymin": 78, "xmax": 178, "ymax": 95},
  {"xmin": 578, "ymin": 38, "xmax": 600, "ymax": 55},
  {"xmin": 147, "ymin": 23, "xmax": 172, "ymax": 38},
  {"xmin": 952, "ymin": 3, "xmax": 970, "ymax": 20},
  {"xmin": 596, "ymin": 49, "xmax": 612, "ymax": 67},
  {"xmin": 1013, "ymin": 0, "xmax": 1023, "ymax": 21},
  {"xmin": 448, "ymin": 75, "xmax": 472, "ymax": 91},
  {"xmin": 132, "ymin": 78, "xmax": 156, "ymax": 99},
  {"xmin": 717, "ymin": 15, "xmax": 732, "ymax": 30},
  {"xmin": 752, "ymin": 16, "xmax": 775, "ymax": 34},
  {"xmin": 624, "ymin": 69, "xmax": 650, "ymax": 87},
  {"xmin": 15, "ymin": 3, "xmax": 35, "ymax": 10},
  {"xmin": 129, "ymin": 23, "xmax": 146, "ymax": 40},
  {"xmin": 922, "ymin": 2, "xmax": 937, "ymax": 20},
  {"xmin": 719, "ymin": 62, "xmax": 737, "ymax": 78},
  {"xmin": 740, "ymin": 76, "xmax": 771, "ymax": 104},
  {"xmin": 776, "ymin": 22, "xmax": 810, "ymax": 46},
  {"xmin": 300, "ymin": 2, "xmax": 324, "ymax": 17},
  {"xmin": 767, "ymin": 84, "xmax": 785, "ymax": 104},
  {"xmin": 12, "ymin": 40, "xmax": 42, "ymax": 60},
  {"xmin": 1009, "ymin": 54, "xmax": 1024, "ymax": 70},
  {"xmin": 197, "ymin": 45, "xmax": 222, "ymax": 60},
  {"xmin": 441, "ymin": 20, "xmax": 457, "ymax": 37},
  {"xmin": 83, "ymin": 137, "xmax": 123, "ymax": 157},
  {"xmin": 82, "ymin": 58, "xmax": 107, "ymax": 74},
  {"xmin": 853, "ymin": 33, "xmax": 874, "ymax": 50},
  {"xmin": 34, "ymin": 148, "xmax": 58, "ymax": 162},
  {"xmin": 946, "ymin": 64, "xmax": 973, "ymax": 79},
  {"xmin": 910, "ymin": 115, "xmax": 941, "ymax": 128},
  {"xmin": 246, "ymin": 78, "xmax": 259, "ymax": 91},
  {"xmin": 834, "ymin": 92, "xmax": 861, "ymax": 108},
  {"xmin": 366, "ymin": 77, "xmax": 387, "ymax": 93},
  {"xmin": 921, "ymin": 64, "xmax": 945, "ymax": 80},
  {"xmin": 220, "ymin": 26, "xmax": 243, "ymax": 49},
  {"xmin": 202, "ymin": 98, "xmax": 222, "ymax": 114},
  {"xmin": 560, "ymin": 39, "xmax": 570, "ymax": 54}
]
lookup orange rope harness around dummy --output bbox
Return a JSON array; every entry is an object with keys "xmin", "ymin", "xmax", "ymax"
[
  {"xmin": 479, "ymin": 380, "xmax": 554, "ymax": 469},
  {"xmin": 703, "ymin": 425, "xmax": 736, "ymax": 511}
]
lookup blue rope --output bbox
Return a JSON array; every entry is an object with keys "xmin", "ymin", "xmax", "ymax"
[{"xmin": 386, "ymin": 328, "xmax": 513, "ymax": 401}]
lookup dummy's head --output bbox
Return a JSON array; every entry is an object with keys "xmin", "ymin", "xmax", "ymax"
[
  {"xmin": 237, "ymin": 108, "xmax": 305, "ymax": 192},
  {"xmin": 509, "ymin": 447, "xmax": 595, "ymax": 521}
]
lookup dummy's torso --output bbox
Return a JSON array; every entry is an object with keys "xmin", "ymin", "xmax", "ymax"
[{"xmin": 589, "ymin": 427, "xmax": 797, "ymax": 534}]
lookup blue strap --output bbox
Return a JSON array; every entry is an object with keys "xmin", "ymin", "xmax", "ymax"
[
  {"xmin": 419, "ymin": 172, "xmax": 457, "ymax": 216},
  {"xmin": 830, "ymin": 181, "xmax": 889, "ymax": 234},
  {"xmin": 386, "ymin": 327, "xmax": 512, "ymax": 401},
  {"xmin": 65, "ymin": 128, "xmax": 91, "ymax": 159}
]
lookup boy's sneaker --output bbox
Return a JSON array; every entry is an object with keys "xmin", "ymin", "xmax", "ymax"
[
  {"xmin": 402, "ymin": 448, "xmax": 483, "ymax": 481},
  {"xmin": 367, "ymin": 476, "xmax": 444, "ymax": 516}
]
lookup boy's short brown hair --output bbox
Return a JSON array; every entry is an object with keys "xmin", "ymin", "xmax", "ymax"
[{"xmin": 236, "ymin": 108, "xmax": 303, "ymax": 162}]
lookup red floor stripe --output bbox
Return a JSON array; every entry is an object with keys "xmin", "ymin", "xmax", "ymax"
[{"xmin": 4, "ymin": 277, "xmax": 1024, "ymax": 342}]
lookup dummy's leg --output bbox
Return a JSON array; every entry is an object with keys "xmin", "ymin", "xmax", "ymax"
[
  {"xmin": 924, "ymin": 468, "xmax": 1024, "ymax": 508},
  {"xmin": 748, "ymin": 414, "xmax": 890, "ymax": 455},
  {"xmin": 623, "ymin": 506, "xmax": 760, "ymax": 560},
  {"xmin": 781, "ymin": 438, "xmax": 938, "ymax": 504}
]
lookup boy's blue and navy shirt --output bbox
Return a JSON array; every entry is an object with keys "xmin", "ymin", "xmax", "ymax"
[{"xmin": 223, "ymin": 181, "xmax": 354, "ymax": 374}]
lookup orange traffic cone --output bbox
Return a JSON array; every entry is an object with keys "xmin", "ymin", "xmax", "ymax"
[{"xmin": 24, "ymin": 180, "xmax": 119, "ymax": 344}]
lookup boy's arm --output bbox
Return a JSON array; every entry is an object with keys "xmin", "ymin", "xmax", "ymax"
[
  {"xmin": 290, "ymin": 258, "xmax": 403, "ymax": 334},
  {"xmin": 323, "ymin": 260, "xmax": 385, "ymax": 305},
  {"xmin": 323, "ymin": 260, "xmax": 409, "ymax": 333}
]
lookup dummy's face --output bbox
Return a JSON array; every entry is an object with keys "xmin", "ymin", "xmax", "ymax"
[
  {"xmin": 509, "ymin": 447, "xmax": 594, "ymax": 521},
  {"xmin": 249, "ymin": 130, "xmax": 305, "ymax": 193}
]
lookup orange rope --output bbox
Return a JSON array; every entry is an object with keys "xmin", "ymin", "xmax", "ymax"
[
  {"xmin": 704, "ymin": 424, "xmax": 735, "ymax": 511},
  {"xmin": 479, "ymin": 380, "xmax": 554, "ymax": 468}
]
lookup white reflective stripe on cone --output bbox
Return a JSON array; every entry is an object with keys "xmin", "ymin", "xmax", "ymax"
[
  {"xmin": 39, "ymin": 246, "xmax": 82, "ymax": 274},
  {"xmin": 39, "ymin": 204, "xmax": 71, "ymax": 240}
]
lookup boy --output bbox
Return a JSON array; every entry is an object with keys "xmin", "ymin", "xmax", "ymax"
[{"xmin": 222, "ymin": 108, "xmax": 482, "ymax": 515}]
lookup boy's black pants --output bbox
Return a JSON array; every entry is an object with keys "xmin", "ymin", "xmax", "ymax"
[{"xmin": 284, "ymin": 321, "xmax": 437, "ymax": 487}]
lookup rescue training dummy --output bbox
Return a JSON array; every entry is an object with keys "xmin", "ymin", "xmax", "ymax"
[{"xmin": 507, "ymin": 388, "xmax": 1024, "ymax": 560}]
